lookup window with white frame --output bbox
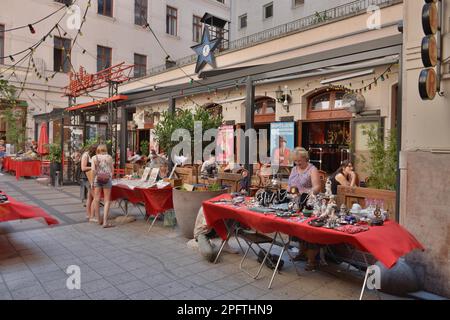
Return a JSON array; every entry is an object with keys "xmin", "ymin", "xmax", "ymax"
[
  {"xmin": 239, "ymin": 14, "xmax": 247, "ymax": 29},
  {"xmin": 263, "ymin": 2, "xmax": 274, "ymax": 19}
]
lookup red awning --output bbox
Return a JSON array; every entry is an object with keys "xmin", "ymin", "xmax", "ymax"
[{"xmin": 66, "ymin": 95, "xmax": 128, "ymax": 112}]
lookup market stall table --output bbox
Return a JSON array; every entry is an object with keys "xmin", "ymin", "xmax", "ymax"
[
  {"xmin": 202, "ymin": 194, "xmax": 424, "ymax": 294},
  {"xmin": 2, "ymin": 158, "xmax": 41, "ymax": 180},
  {"xmin": 111, "ymin": 183, "xmax": 174, "ymax": 229},
  {"xmin": 0, "ymin": 192, "xmax": 59, "ymax": 225}
]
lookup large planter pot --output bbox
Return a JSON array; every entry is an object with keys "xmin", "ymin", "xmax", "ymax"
[
  {"xmin": 173, "ymin": 187, "xmax": 228, "ymax": 239},
  {"xmin": 50, "ymin": 162, "xmax": 62, "ymax": 186}
]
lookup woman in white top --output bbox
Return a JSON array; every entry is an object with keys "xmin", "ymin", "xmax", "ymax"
[{"xmin": 91, "ymin": 144, "xmax": 114, "ymax": 228}]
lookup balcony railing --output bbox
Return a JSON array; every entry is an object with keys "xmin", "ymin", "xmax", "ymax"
[{"xmin": 142, "ymin": 0, "xmax": 403, "ymax": 79}]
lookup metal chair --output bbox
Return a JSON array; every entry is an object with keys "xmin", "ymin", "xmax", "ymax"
[{"xmin": 234, "ymin": 228, "xmax": 277, "ymax": 280}]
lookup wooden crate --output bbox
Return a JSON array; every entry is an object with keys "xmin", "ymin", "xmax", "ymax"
[
  {"xmin": 337, "ymin": 186, "xmax": 397, "ymax": 220},
  {"xmin": 175, "ymin": 166, "xmax": 198, "ymax": 184},
  {"xmin": 217, "ymin": 172, "xmax": 242, "ymax": 192}
]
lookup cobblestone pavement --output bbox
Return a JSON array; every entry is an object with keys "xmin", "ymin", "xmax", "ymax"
[{"xmin": 0, "ymin": 174, "xmax": 397, "ymax": 300}]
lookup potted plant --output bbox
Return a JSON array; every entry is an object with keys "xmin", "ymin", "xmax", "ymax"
[
  {"xmin": 140, "ymin": 140, "xmax": 149, "ymax": 157},
  {"xmin": 359, "ymin": 125, "xmax": 397, "ymax": 191},
  {"xmin": 47, "ymin": 143, "xmax": 62, "ymax": 186},
  {"xmin": 154, "ymin": 107, "xmax": 227, "ymax": 239}
]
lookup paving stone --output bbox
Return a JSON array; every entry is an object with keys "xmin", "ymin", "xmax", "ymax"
[
  {"xmin": 128, "ymin": 288, "xmax": 167, "ymax": 300},
  {"xmin": 80, "ymin": 279, "xmax": 114, "ymax": 294},
  {"xmin": 154, "ymin": 280, "xmax": 190, "ymax": 297},
  {"xmin": 49, "ymin": 288, "xmax": 86, "ymax": 300},
  {"xmin": 115, "ymin": 280, "xmax": 151, "ymax": 296},
  {"xmin": 11, "ymin": 284, "xmax": 47, "ymax": 299},
  {"xmin": 87, "ymin": 286, "xmax": 126, "ymax": 300}
]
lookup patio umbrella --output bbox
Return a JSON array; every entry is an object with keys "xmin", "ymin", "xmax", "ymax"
[{"xmin": 37, "ymin": 122, "xmax": 49, "ymax": 155}]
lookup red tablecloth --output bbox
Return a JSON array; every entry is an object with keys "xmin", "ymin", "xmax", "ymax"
[
  {"xmin": 0, "ymin": 193, "xmax": 59, "ymax": 225},
  {"xmin": 202, "ymin": 195, "xmax": 424, "ymax": 269},
  {"xmin": 14, "ymin": 160, "xmax": 41, "ymax": 180},
  {"xmin": 111, "ymin": 184, "xmax": 174, "ymax": 216},
  {"xmin": 3, "ymin": 156, "xmax": 12, "ymax": 171},
  {"xmin": 3, "ymin": 158, "xmax": 41, "ymax": 180}
]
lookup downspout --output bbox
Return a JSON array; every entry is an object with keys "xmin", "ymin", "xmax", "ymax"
[{"xmin": 396, "ymin": 21, "xmax": 404, "ymax": 223}]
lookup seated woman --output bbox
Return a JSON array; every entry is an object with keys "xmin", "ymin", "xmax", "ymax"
[
  {"xmin": 329, "ymin": 160, "xmax": 358, "ymax": 195},
  {"xmin": 288, "ymin": 147, "xmax": 322, "ymax": 271}
]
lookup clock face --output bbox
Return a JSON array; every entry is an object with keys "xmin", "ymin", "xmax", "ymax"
[{"xmin": 202, "ymin": 44, "xmax": 211, "ymax": 57}]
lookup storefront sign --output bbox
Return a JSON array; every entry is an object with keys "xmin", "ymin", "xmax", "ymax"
[
  {"xmin": 270, "ymin": 122, "xmax": 295, "ymax": 166},
  {"xmin": 216, "ymin": 125, "xmax": 234, "ymax": 164}
]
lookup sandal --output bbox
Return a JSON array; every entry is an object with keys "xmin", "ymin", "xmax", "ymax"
[
  {"xmin": 102, "ymin": 223, "xmax": 115, "ymax": 229},
  {"xmin": 89, "ymin": 218, "xmax": 99, "ymax": 223}
]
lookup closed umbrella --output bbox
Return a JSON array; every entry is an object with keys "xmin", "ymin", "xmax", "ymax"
[{"xmin": 37, "ymin": 123, "xmax": 49, "ymax": 155}]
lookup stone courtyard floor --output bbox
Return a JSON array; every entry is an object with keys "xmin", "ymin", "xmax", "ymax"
[{"xmin": 0, "ymin": 174, "xmax": 399, "ymax": 300}]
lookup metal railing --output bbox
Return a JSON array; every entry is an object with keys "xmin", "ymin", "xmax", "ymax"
[{"xmin": 142, "ymin": 0, "xmax": 403, "ymax": 78}]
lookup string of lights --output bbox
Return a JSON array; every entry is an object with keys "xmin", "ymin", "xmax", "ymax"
[{"xmin": 0, "ymin": 3, "xmax": 70, "ymax": 33}]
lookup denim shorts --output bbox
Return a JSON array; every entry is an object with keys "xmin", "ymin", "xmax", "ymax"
[{"xmin": 94, "ymin": 179, "xmax": 112, "ymax": 189}]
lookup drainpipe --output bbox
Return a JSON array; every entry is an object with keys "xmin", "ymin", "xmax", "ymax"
[
  {"xmin": 245, "ymin": 76, "xmax": 255, "ymax": 176},
  {"xmin": 396, "ymin": 21, "xmax": 403, "ymax": 223}
]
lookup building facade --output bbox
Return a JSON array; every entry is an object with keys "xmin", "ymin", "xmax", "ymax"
[
  {"xmin": 230, "ymin": 0, "xmax": 356, "ymax": 40},
  {"xmin": 117, "ymin": 0, "xmax": 450, "ymax": 298},
  {"xmin": 0, "ymin": 0, "xmax": 230, "ymax": 142},
  {"xmin": 401, "ymin": 0, "xmax": 450, "ymax": 298}
]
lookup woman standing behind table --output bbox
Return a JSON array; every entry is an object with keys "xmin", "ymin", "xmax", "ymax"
[
  {"xmin": 91, "ymin": 144, "xmax": 115, "ymax": 228},
  {"xmin": 288, "ymin": 147, "xmax": 322, "ymax": 271},
  {"xmin": 329, "ymin": 160, "xmax": 358, "ymax": 195},
  {"xmin": 81, "ymin": 144, "xmax": 98, "ymax": 221},
  {"xmin": 288, "ymin": 147, "xmax": 321, "ymax": 195}
]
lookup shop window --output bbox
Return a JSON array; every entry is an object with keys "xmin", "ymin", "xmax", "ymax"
[
  {"xmin": 204, "ymin": 103, "xmax": 223, "ymax": 118},
  {"xmin": 307, "ymin": 89, "xmax": 351, "ymax": 121},
  {"xmin": 309, "ymin": 90, "xmax": 347, "ymax": 112},
  {"xmin": 255, "ymin": 97, "xmax": 275, "ymax": 115},
  {"xmin": 254, "ymin": 97, "xmax": 276, "ymax": 124}
]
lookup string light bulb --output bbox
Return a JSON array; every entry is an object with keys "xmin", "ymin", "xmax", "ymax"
[{"xmin": 28, "ymin": 24, "xmax": 36, "ymax": 34}]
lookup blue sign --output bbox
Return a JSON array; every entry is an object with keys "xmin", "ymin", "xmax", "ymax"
[
  {"xmin": 191, "ymin": 26, "xmax": 222, "ymax": 74},
  {"xmin": 270, "ymin": 122, "xmax": 295, "ymax": 166}
]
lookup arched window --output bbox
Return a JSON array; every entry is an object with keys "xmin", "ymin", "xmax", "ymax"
[
  {"xmin": 307, "ymin": 89, "xmax": 351, "ymax": 120},
  {"xmin": 203, "ymin": 103, "xmax": 223, "ymax": 118},
  {"xmin": 254, "ymin": 96, "xmax": 276, "ymax": 123},
  {"xmin": 255, "ymin": 96, "xmax": 276, "ymax": 115}
]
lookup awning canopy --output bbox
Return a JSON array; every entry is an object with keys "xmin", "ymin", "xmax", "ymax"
[{"xmin": 66, "ymin": 95, "xmax": 128, "ymax": 112}]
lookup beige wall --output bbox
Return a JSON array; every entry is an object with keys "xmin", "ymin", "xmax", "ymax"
[
  {"xmin": 401, "ymin": 0, "xmax": 450, "ymax": 298},
  {"xmin": 121, "ymin": 3, "xmax": 403, "ymax": 92},
  {"xmin": 0, "ymin": 0, "xmax": 230, "ymax": 141}
]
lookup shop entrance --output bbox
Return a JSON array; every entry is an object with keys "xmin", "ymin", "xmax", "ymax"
[{"xmin": 301, "ymin": 120, "xmax": 351, "ymax": 173}]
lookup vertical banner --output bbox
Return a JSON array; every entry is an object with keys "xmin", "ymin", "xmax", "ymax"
[
  {"xmin": 216, "ymin": 125, "xmax": 234, "ymax": 164},
  {"xmin": 270, "ymin": 122, "xmax": 295, "ymax": 166}
]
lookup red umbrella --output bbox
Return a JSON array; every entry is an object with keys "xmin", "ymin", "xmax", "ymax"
[{"xmin": 37, "ymin": 122, "xmax": 49, "ymax": 155}]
